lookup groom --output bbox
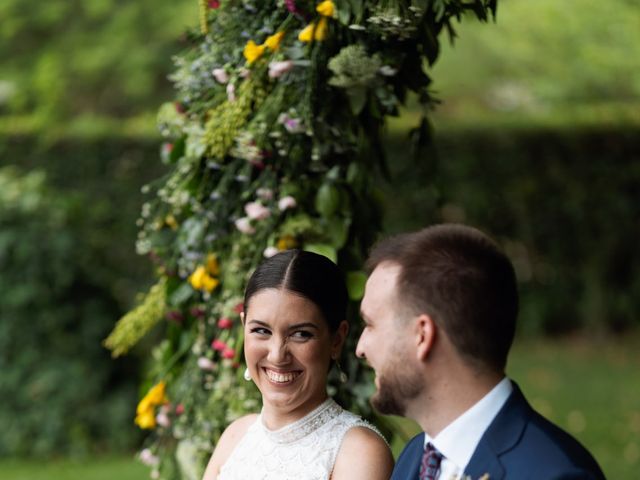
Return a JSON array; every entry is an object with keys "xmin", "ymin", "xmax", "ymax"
[{"xmin": 356, "ymin": 224, "xmax": 605, "ymax": 480}]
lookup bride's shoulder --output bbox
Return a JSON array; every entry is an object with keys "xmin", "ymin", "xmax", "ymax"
[
  {"xmin": 202, "ymin": 414, "xmax": 258, "ymax": 480},
  {"xmin": 332, "ymin": 425, "xmax": 394, "ymax": 480}
]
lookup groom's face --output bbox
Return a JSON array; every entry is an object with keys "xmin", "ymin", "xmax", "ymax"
[{"xmin": 357, "ymin": 263, "xmax": 423, "ymax": 416}]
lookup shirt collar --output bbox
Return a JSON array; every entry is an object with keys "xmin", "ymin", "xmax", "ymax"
[{"xmin": 424, "ymin": 377, "xmax": 513, "ymax": 471}]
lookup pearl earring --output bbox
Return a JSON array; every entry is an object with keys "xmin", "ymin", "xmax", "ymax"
[{"xmin": 243, "ymin": 367, "xmax": 252, "ymax": 381}]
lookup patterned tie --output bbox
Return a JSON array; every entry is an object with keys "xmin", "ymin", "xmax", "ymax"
[{"xmin": 419, "ymin": 442, "xmax": 443, "ymax": 480}]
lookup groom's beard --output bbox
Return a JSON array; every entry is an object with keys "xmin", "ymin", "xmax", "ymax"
[{"xmin": 371, "ymin": 361, "xmax": 423, "ymax": 416}]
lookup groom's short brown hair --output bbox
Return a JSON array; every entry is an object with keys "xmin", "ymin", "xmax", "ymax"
[{"xmin": 366, "ymin": 224, "xmax": 518, "ymax": 373}]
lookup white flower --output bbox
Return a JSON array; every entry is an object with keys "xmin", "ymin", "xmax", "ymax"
[
  {"xmin": 139, "ymin": 448, "xmax": 160, "ymax": 467},
  {"xmin": 235, "ymin": 217, "xmax": 256, "ymax": 234},
  {"xmin": 278, "ymin": 195, "xmax": 297, "ymax": 211},
  {"xmin": 379, "ymin": 65, "xmax": 398, "ymax": 76},
  {"xmin": 212, "ymin": 68, "xmax": 229, "ymax": 84},
  {"xmin": 226, "ymin": 83, "xmax": 236, "ymax": 102},
  {"xmin": 263, "ymin": 246, "xmax": 279, "ymax": 258},
  {"xmin": 268, "ymin": 60, "xmax": 294, "ymax": 78},
  {"xmin": 244, "ymin": 201, "xmax": 271, "ymax": 220},
  {"xmin": 256, "ymin": 188, "xmax": 274, "ymax": 200},
  {"xmin": 197, "ymin": 356, "xmax": 216, "ymax": 371}
]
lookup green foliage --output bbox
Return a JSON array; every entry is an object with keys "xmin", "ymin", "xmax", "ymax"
[
  {"xmin": 0, "ymin": 0, "xmax": 195, "ymax": 120},
  {"xmin": 0, "ymin": 167, "xmax": 141, "ymax": 456},
  {"xmin": 431, "ymin": 0, "xmax": 640, "ymax": 110},
  {"xmin": 383, "ymin": 125, "xmax": 640, "ymax": 333}
]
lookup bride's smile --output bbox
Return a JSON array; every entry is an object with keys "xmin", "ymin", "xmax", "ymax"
[{"xmin": 243, "ymin": 288, "xmax": 346, "ymax": 428}]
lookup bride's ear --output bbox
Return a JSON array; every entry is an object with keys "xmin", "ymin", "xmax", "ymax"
[
  {"xmin": 331, "ymin": 320, "xmax": 349, "ymax": 356},
  {"xmin": 240, "ymin": 311, "xmax": 245, "ymax": 326}
]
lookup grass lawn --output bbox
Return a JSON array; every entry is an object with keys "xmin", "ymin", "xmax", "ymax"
[
  {"xmin": 0, "ymin": 456, "xmax": 147, "ymax": 480},
  {"xmin": 1, "ymin": 336, "xmax": 637, "ymax": 480}
]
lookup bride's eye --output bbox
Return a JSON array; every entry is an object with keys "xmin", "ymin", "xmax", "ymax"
[
  {"xmin": 250, "ymin": 327, "xmax": 271, "ymax": 336},
  {"xmin": 291, "ymin": 330, "xmax": 314, "ymax": 340}
]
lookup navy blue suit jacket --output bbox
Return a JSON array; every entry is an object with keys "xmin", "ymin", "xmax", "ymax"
[{"xmin": 391, "ymin": 384, "xmax": 605, "ymax": 480}]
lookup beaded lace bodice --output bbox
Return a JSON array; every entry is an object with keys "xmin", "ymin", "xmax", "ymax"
[{"xmin": 217, "ymin": 398, "xmax": 382, "ymax": 480}]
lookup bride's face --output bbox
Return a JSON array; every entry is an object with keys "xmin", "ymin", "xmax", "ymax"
[{"xmin": 243, "ymin": 288, "xmax": 341, "ymax": 417}]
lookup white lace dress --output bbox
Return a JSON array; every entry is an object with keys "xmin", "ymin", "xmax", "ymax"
[{"xmin": 217, "ymin": 398, "xmax": 383, "ymax": 480}]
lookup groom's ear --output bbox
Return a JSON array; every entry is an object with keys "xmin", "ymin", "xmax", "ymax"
[{"xmin": 415, "ymin": 313, "xmax": 436, "ymax": 361}]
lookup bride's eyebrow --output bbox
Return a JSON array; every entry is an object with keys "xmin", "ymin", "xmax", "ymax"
[
  {"xmin": 248, "ymin": 320, "xmax": 270, "ymax": 327},
  {"xmin": 287, "ymin": 322, "xmax": 319, "ymax": 331}
]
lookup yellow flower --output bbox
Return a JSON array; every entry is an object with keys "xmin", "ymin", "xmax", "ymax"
[
  {"xmin": 135, "ymin": 408, "xmax": 156, "ymax": 430},
  {"xmin": 298, "ymin": 22, "xmax": 316, "ymax": 43},
  {"xmin": 316, "ymin": 0, "xmax": 335, "ymax": 17},
  {"xmin": 189, "ymin": 265, "xmax": 207, "ymax": 290},
  {"xmin": 277, "ymin": 234, "xmax": 298, "ymax": 251},
  {"xmin": 189, "ymin": 265, "xmax": 220, "ymax": 292},
  {"xmin": 145, "ymin": 381, "xmax": 168, "ymax": 405},
  {"xmin": 206, "ymin": 253, "xmax": 220, "ymax": 276},
  {"xmin": 165, "ymin": 214, "xmax": 178, "ymax": 230},
  {"xmin": 314, "ymin": 16, "xmax": 329, "ymax": 41},
  {"xmin": 264, "ymin": 31, "xmax": 285, "ymax": 51},
  {"xmin": 201, "ymin": 274, "xmax": 220, "ymax": 293},
  {"xmin": 243, "ymin": 40, "xmax": 266, "ymax": 64}
]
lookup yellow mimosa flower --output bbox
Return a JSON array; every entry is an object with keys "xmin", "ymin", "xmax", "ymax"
[
  {"xmin": 264, "ymin": 31, "xmax": 285, "ymax": 51},
  {"xmin": 316, "ymin": 0, "xmax": 335, "ymax": 17},
  {"xmin": 243, "ymin": 40, "xmax": 266, "ymax": 64},
  {"xmin": 206, "ymin": 253, "xmax": 220, "ymax": 276},
  {"xmin": 135, "ymin": 409, "xmax": 156, "ymax": 430},
  {"xmin": 298, "ymin": 22, "xmax": 316, "ymax": 43},
  {"xmin": 314, "ymin": 16, "xmax": 329, "ymax": 41}
]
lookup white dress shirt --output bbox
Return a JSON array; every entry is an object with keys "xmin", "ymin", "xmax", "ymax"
[{"xmin": 423, "ymin": 377, "xmax": 513, "ymax": 479}]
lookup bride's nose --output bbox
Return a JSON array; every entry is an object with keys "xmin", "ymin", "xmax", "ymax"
[{"xmin": 267, "ymin": 336, "xmax": 290, "ymax": 363}]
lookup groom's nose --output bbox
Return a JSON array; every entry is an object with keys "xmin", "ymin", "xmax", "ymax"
[{"xmin": 355, "ymin": 334, "xmax": 366, "ymax": 359}]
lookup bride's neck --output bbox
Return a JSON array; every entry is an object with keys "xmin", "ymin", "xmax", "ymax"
[{"xmin": 261, "ymin": 394, "xmax": 329, "ymax": 430}]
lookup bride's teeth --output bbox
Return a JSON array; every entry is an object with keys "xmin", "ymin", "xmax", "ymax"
[{"xmin": 266, "ymin": 370, "xmax": 298, "ymax": 383}]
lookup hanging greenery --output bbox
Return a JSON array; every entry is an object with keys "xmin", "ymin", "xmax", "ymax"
[{"xmin": 105, "ymin": 1, "xmax": 497, "ymax": 478}]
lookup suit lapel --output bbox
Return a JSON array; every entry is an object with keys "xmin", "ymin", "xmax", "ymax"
[
  {"xmin": 391, "ymin": 433, "xmax": 424, "ymax": 480},
  {"xmin": 464, "ymin": 383, "xmax": 531, "ymax": 480}
]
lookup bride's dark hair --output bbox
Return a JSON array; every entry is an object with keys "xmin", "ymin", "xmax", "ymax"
[{"xmin": 243, "ymin": 249, "xmax": 348, "ymax": 332}]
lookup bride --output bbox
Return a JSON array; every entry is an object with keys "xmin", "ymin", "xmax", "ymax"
[{"xmin": 202, "ymin": 250, "xmax": 394, "ymax": 479}]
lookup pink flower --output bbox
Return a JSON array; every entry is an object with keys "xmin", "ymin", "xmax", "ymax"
[
  {"xmin": 212, "ymin": 68, "xmax": 229, "ymax": 84},
  {"xmin": 217, "ymin": 317, "xmax": 233, "ymax": 329},
  {"xmin": 175, "ymin": 403, "xmax": 185, "ymax": 415},
  {"xmin": 208, "ymin": 0, "xmax": 220, "ymax": 8},
  {"xmin": 235, "ymin": 217, "xmax": 255, "ymax": 234},
  {"xmin": 263, "ymin": 246, "xmax": 279, "ymax": 258},
  {"xmin": 278, "ymin": 195, "xmax": 297, "ymax": 211},
  {"xmin": 256, "ymin": 188, "xmax": 274, "ymax": 200},
  {"xmin": 212, "ymin": 339, "xmax": 227, "ymax": 351},
  {"xmin": 166, "ymin": 310, "xmax": 184, "ymax": 324},
  {"xmin": 233, "ymin": 302, "xmax": 244, "ymax": 314},
  {"xmin": 226, "ymin": 83, "xmax": 236, "ymax": 102},
  {"xmin": 222, "ymin": 347, "xmax": 236, "ymax": 359},
  {"xmin": 268, "ymin": 60, "xmax": 294, "ymax": 79},
  {"xmin": 139, "ymin": 448, "xmax": 160, "ymax": 467},
  {"xmin": 156, "ymin": 411, "xmax": 171, "ymax": 428},
  {"xmin": 244, "ymin": 201, "xmax": 271, "ymax": 220},
  {"xmin": 190, "ymin": 306, "xmax": 206, "ymax": 318},
  {"xmin": 198, "ymin": 356, "xmax": 217, "ymax": 371}
]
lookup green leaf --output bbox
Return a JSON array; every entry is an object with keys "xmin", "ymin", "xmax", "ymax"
[
  {"xmin": 347, "ymin": 87, "xmax": 367, "ymax": 116},
  {"xmin": 168, "ymin": 282, "xmax": 195, "ymax": 306},
  {"xmin": 304, "ymin": 243, "xmax": 337, "ymax": 263},
  {"xmin": 315, "ymin": 183, "xmax": 341, "ymax": 218},
  {"xmin": 346, "ymin": 271, "xmax": 367, "ymax": 301},
  {"xmin": 326, "ymin": 216, "xmax": 351, "ymax": 249}
]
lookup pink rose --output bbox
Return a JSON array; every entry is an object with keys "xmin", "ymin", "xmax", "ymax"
[
  {"xmin": 217, "ymin": 317, "xmax": 233, "ymax": 329},
  {"xmin": 244, "ymin": 201, "xmax": 271, "ymax": 220},
  {"xmin": 235, "ymin": 217, "xmax": 255, "ymax": 234},
  {"xmin": 268, "ymin": 60, "xmax": 294, "ymax": 79},
  {"xmin": 222, "ymin": 347, "xmax": 236, "ymax": 359},
  {"xmin": 212, "ymin": 68, "xmax": 229, "ymax": 84},
  {"xmin": 211, "ymin": 339, "xmax": 227, "ymax": 351},
  {"xmin": 197, "ymin": 357, "xmax": 217, "ymax": 371},
  {"xmin": 278, "ymin": 195, "xmax": 297, "ymax": 211},
  {"xmin": 263, "ymin": 246, "xmax": 279, "ymax": 258}
]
